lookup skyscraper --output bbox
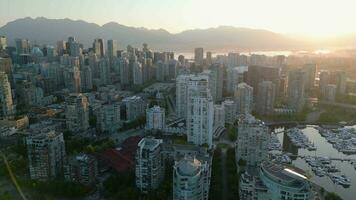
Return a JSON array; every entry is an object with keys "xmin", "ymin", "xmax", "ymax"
[
  {"xmin": 173, "ymin": 156, "xmax": 211, "ymax": 200},
  {"xmin": 107, "ymin": 39, "xmax": 118, "ymax": 58},
  {"xmin": 222, "ymin": 99, "xmax": 236, "ymax": 124},
  {"xmin": 186, "ymin": 75, "xmax": 214, "ymax": 148},
  {"xmin": 0, "ymin": 72, "xmax": 14, "ymax": 119},
  {"xmin": 15, "ymin": 38, "xmax": 30, "ymax": 54},
  {"xmin": 119, "ymin": 57, "xmax": 130, "ymax": 86},
  {"xmin": 246, "ymin": 65, "xmax": 280, "ymax": 97},
  {"xmin": 287, "ymin": 69, "xmax": 306, "ymax": 112},
  {"xmin": 256, "ymin": 81, "xmax": 276, "ymax": 115},
  {"xmin": 194, "ymin": 48, "xmax": 204, "ymax": 66},
  {"xmin": 63, "ymin": 66, "xmax": 81, "ymax": 93},
  {"xmin": 206, "ymin": 51, "xmax": 212, "ymax": 65},
  {"xmin": 133, "ymin": 61, "xmax": 143, "ymax": 85},
  {"xmin": 234, "ymin": 83, "xmax": 254, "ymax": 115},
  {"xmin": 26, "ymin": 131, "xmax": 66, "ymax": 180},
  {"xmin": 303, "ymin": 63, "xmax": 317, "ymax": 92},
  {"xmin": 0, "ymin": 36, "xmax": 7, "ymax": 50},
  {"xmin": 93, "ymin": 38, "xmax": 105, "ymax": 57},
  {"xmin": 236, "ymin": 115, "xmax": 270, "ymax": 167},
  {"xmin": 226, "ymin": 66, "xmax": 247, "ymax": 94},
  {"xmin": 176, "ymin": 74, "xmax": 193, "ymax": 119},
  {"xmin": 99, "ymin": 58, "xmax": 110, "ymax": 85},
  {"xmin": 65, "ymin": 93, "xmax": 90, "ymax": 133},
  {"xmin": 135, "ymin": 137, "xmax": 164, "ymax": 193},
  {"xmin": 81, "ymin": 66, "xmax": 93, "ymax": 92},
  {"xmin": 213, "ymin": 104, "xmax": 225, "ymax": 130},
  {"xmin": 207, "ymin": 64, "xmax": 224, "ymax": 102}
]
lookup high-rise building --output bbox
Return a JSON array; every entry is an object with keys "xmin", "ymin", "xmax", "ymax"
[
  {"xmin": 93, "ymin": 38, "xmax": 105, "ymax": 57},
  {"xmin": 65, "ymin": 93, "xmax": 90, "ymax": 132},
  {"xmin": 81, "ymin": 66, "xmax": 93, "ymax": 92},
  {"xmin": 206, "ymin": 64, "xmax": 224, "ymax": 102},
  {"xmin": 319, "ymin": 70, "xmax": 330, "ymax": 96},
  {"xmin": 176, "ymin": 74, "xmax": 193, "ymax": 119},
  {"xmin": 69, "ymin": 42, "xmax": 82, "ymax": 57},
  {"xmin": 256, "ymin": 81, "xmax": 276, "ymax": 115},
  {"xmin": 236, "ymin": 115, "xmax": 270, "ymax": 167},
  {"xmin": 173, "ymin": 156, "xmax": 211, "ymax": 200},
  {"xmin": 227, "ymin": 52, "xmax": 239, "ymax": 68},
  {"xmin": 123, "ymin": 96, "xmax": 146, "ymax": 121},
  {"xmin": 0, "ymin": 57, "xmax": 12, "ymax": 75},
  {"xmin": 206, "ymin": 52, "xmax": 212, "ymax": 65},
  {"xmin": 133, "ymin": 61, "xmax": 143, "ymax": 85},
  {"xmin": 26, "ymin": 131, "xmax": 66, "ymax": 180},
  {"xmin": 287, "ymin": 69, "xmax": 306, "ymax": 112},
  {"xmin": 303, "ymin": 63, "xmax": 317, "ymax": 92},
  {"xmin": 64, "ymin": 66, "xmax": 81, "ymax": 93},
  {"xmin": 0, "ymin": 36, "xmax": 7, "ymax": 50},
  {"xmin": 96, "ymin": 102, "xmax": 121, "ymax": 134},
  {"xmin": 99, "ymin": 58, "xmax": 111, "ymax": 85},
  {"xmin": 194, "ymin": 48, "xmax": 204, "ymax": 66},
  {"xmin": 226, "ymin": 66, "xmax": 248, "ymax": 94},
  {"xmin": 15, "ymin": 38, "xmax": 30, "ymax": 54},
  {"xmin": 56, "ymin": 40, "xmax": 66, "ymax": 55},
  {"xmin": 213, "ymin": 104, "xmax": 225, "ymax": 130},
  {"xmin": 145, "ymin": 106, "xmax": 165, "ymax": 131},
  {"xmin": 234, "ymin": 83, "xmax": 254, "ymax": 115},
  {"xmin": 119, "ymin": 57, "xmax": 130, "ymax": 86},
  {"xmin": 222, "ymin": 99, "xmax": 236, "ymax": 124},
  {"xmin": 155, "ymin": 61, "xmax": 166, "ymax": 81},
  {"xmin": 330, "ymin": 71, "xmax": 347, "ymax": 95},
  {"xmin": 259, "ymin": 161, "xmax": 311, "ymax": 200},
  {"xmin": 187, "ymin": 75, "xmax": 214, "ymax": 148},
  {"xmin": 323, "ymin": 84, "xmax": 337, "ymax": 102},
  {"xmin": 135, "ymin": 137, "xmax": 164, "ymax": 193},
  {"xmin": 64, "ymin": 153, "xmax": 98, "ymax": 185},
  {"xmin": 0, "ymin": 72, "xmax": 14, "ymax": 119},
  {"xmin": 246, "ymin": 65, "xmax": 280, "ymax": 97},
  {"xmin": 107, "ymin": 39, "xmax": 118, "ymax": 58}
]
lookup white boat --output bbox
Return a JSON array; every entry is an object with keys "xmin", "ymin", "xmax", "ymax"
[{"xmin": 314, "ymin": 167, "xmax": 326, "ymax": 177}]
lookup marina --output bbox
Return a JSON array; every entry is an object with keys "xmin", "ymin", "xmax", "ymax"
[
  {"xmin": 274, "ymin": 125, "xmax": 356, "ymax": 200},
  {"xmin": 318, "ymin": 127, "xmax": 356, "ymax": 154}
]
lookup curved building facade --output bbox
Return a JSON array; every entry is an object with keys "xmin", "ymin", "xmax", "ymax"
[
  {"xmin": 173, "ymin": 157, "xmax": 210, "ymax": 200},
  {"xmin": 259, "ymin": 161, "xmax": 311, "ymax": 200}
]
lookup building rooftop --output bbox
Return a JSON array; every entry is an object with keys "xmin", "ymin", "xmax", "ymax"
[
  {"xmin": 176, "ymin": 157, "xmax": 201, "ymax": 177},
  {"xmin": 261, "ymin": 161, "xmax": 308, "ymax": 184},
  {"xmin": 138, "ymin": 137, "xmax": 162, "ymax": 151}
]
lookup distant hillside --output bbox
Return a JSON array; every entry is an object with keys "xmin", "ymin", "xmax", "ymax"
[{"xmin": 0, "ymin": 17, "xmax": 353, "ymax": 51}]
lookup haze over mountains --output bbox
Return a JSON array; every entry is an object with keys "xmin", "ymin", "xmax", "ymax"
[{"xmin": 0, "ymin": 17, "xmax": 355, "ymax": 51}]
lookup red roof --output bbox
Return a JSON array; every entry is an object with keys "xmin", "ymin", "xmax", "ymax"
[{"xmin": 97, "ymin": 136, "xmax": 142, "ymax": 173}]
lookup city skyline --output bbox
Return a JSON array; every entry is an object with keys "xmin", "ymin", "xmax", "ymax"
[{"xmin": 1, "ymin": 0, "xmax": 356, "ymax": 38}]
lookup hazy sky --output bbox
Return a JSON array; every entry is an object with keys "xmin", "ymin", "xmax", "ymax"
[{"xmin": 1, "ymin": 0, "xmax": 355, "ymax": 37}]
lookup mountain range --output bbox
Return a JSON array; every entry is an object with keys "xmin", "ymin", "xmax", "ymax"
[{"xmin": 0, "ymin": 17, "xmax": 355, "ymax": 51}]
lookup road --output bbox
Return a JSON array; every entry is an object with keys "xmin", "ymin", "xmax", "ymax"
[{"xmin": 221, "ymin": 148, "xmax": 228, "ymax": 200}]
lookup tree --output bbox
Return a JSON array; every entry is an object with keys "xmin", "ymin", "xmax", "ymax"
[{"xmin": 325, "ymin": 192, "xmax": 342, "ymax": 200}]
